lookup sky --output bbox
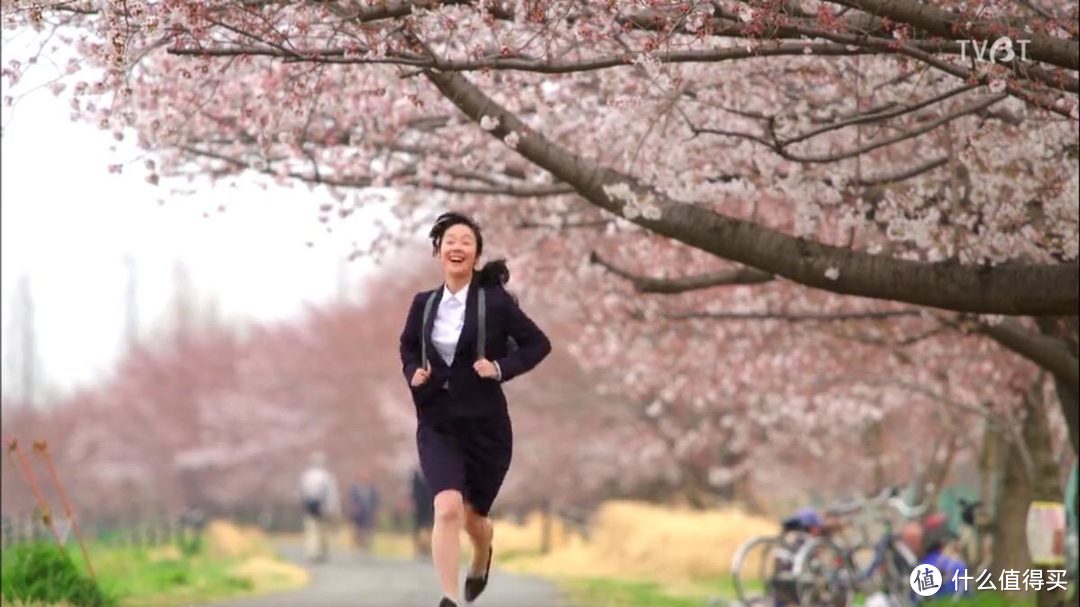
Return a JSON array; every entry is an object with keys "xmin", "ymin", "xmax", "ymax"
[{"xmin": 1, "ymin": 43, "xmax": 396, "ymax": 401}]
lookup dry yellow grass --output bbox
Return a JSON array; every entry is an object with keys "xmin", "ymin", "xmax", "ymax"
[
  {"xmin": 205, "ymin": 521, "xmax": 310, "ymax": 596},
  {"xmin": 493, "ymin": 511, "xmax": 580, "ymax": 556},
  {"xmin": 204, "ymin": 519, "xmax": 276, "ymax": 559},
  {"xmin": 227, "ymin": 556, "xmax": 310, "ymax": 593},
  {"xmin": 497, "ymin": 500, "xmax": 776, "ymax": 583}
]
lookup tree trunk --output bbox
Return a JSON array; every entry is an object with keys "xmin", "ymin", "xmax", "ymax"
[
  {"xmin": 925, "ymin": 436, "xmax": 958, "ymax": 509},
  {"xmin": 864, "ymin": 420, "xmax": 887, "ymax": 493},
  {"xmin": 1051, "ymin": 375, "xmax": 1079, "ymax": 457},
  {"xmin": 980, "ymin": 421, "xmax": 1003, "ymax": 524},
  {"xmin": 1024, "ymin": 384, "xmax": 1067, "ymax": 607},
  {"xmin": 992, "ymin": 380, "xmax": 1065, "ymax": 605},
  {"xmin": 1038, "ymin": 317, "xmax": 1080, "ymax": 456},
  {"xmin": 992, "ymin": 416, "xmax": 1034, "ymax": 600},
  {"xmin": 731, "ymin": 471, "xmax": 765, "ymax": 514}
]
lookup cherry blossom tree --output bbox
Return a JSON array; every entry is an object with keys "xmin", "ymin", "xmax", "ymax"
[
  {"xmin": 2, "ymin": 1, "xmax": 1076, "ymax": 518},
  {"xmin": 4, "ymin": 0, "xmax": 1074, "ymax": 307}
]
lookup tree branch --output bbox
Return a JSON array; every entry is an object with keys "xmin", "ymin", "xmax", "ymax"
[
  {"xmin": 827, "ymin": 0, "xmax": 1079, "ymax": 70},
  {"xmin": 589, "ymin": 251, "xmax": 774, "ymax": 294},
  {"xmin": 666, "ymin": 310, "xmax": 924, "ymax": 322},
  {"xmin": 168, "ymin": 41, "xmax": 879, "ymax": 72},
  {"xmin": 693, "ymin": 93, "xmax": 1008, "ymax": 164},
  {"xmin": 420, "ymin": 179, "xmax": 573, "ymax": 197},
  {"xmin": 856, "ymin": 156, "xmax": 950, "ymax": 186},
  {"xmin": 422, "ymin": 69, "xmax": 1078, "ymax": 315},
  {"xmin": 516, "ymin": 219, "xmax": 612, "ymax": 231},
  {"xmin": 783, "ymin": 83, "xmax": 978, "ymax": 145},
  {"xmin": 977, "ymin": 318, "xmax": 1080, "ymax": 396}
]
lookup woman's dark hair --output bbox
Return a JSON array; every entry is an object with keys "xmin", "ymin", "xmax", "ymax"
[{"xmin": 429, "ymin": 212, "xmax": 510, "ymax": 287}]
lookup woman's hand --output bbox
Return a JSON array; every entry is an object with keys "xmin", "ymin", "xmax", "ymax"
[
  {"xmin": 411, "ymin": 365, "xmax": 431, "ymax": 387},
  {"xmin": 473, "ymin": 358, "xmax": 499, "ymax": 380}
]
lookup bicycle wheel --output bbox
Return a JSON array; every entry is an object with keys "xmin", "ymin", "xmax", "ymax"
[
  {"xmin": 793, "ymin": 537, "xmax": 856, "ymax": 607},
  {"xmin": 880, "ymin": 542, "xmax": 918, "ymax": 607},
  {"xmin": 849, "ymin": 541, "xmax": 916, "ymax": 607},
  {"xmin": 732, "ymin": 534, "xmax": 799, "ymax": 606}
]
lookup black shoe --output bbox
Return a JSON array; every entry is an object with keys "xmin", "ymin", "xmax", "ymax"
[
  {"xmin": 464, "ymin": 545, "xmax": 493, "ymax": 602},
  {"xmin": 438, "ymin": 598, "xmax": 458, "ymax": 607}
]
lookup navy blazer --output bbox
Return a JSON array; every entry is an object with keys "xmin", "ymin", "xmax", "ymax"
[{"xmin": 399, "ymin": 280, "xmax": 552, "ymax": 419}]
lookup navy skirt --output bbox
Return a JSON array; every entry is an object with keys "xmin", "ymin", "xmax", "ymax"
[{"xmin": 416, "ymin": 393, "xmax": 513, "ymax": 517}]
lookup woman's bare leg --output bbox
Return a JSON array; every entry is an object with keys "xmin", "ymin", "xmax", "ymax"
[
  {"xmin": 463, "ymin": 505, "xmax": 494, "ymax": 575},
  {"xmin": 432, "ymin": 490, "xmax": 465, "ymax": 602}
]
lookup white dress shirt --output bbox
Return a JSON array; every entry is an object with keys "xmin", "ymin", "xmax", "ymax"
[
  {"xmin": 432, "ymin": 283, "xmax": 469, "ymax": 367},
  {"xmin": 429, "ymin": 282, "xmax": 501, "ymax": 380}
]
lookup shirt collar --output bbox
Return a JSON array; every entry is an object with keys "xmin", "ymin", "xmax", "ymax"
[{"xmin": 442, "ymin": 282, "xmax": 470, "ymax": 305}]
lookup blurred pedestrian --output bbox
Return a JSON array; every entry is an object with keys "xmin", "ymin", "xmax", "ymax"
[
  {"xmin": 346, "ymin": 469, "xmax": 379, "ymax": 552},
  {"xmin": 299, "ymin": 451, "xmax": 341, "ymax": 563}
]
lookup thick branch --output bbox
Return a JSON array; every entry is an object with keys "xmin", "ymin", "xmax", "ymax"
[
  {"xmin": 978, "ymin": 319, "xmax": 1080, "ymax": 396},
  {"xmin": 704, "ymin": 9, "xmax": 1078, "ymax": 94},
  {"xmin": 827, "ymin": 0, "xmax": 1079, "ymax": 70},
  {"xmin": 423, "ymin": 69, "xmax": 1078, "ymax": 315},
  {"xmin": 589, "ymin": 251, "xmax": 773, "ymax": 294},
  {"xmin": 784, "ymin": 17, "xmax": 1076, "ymax": 117}
]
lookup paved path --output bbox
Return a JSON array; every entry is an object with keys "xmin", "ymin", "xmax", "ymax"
[{"xmin": 202, "ymin": 542, "xmax": 574, "ymax": 607}]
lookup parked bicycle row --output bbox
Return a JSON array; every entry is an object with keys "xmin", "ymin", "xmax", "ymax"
[{"xmin": 731, "ymin": 485, "xmax": 1012, "ymax": 607}]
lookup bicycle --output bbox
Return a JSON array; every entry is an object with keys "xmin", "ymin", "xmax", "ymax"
[
  {"xmin": 792, "ymin": 486, "xmax": 928, "ymax": 607},
  {"xmin": 731, "ymin": 510, "xmax": 831, "ymax": 606}
]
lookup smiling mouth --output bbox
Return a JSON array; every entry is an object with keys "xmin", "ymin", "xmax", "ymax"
[{"xmin": 448, "ymin": 255, "xmax": 465, "ymax": 263}]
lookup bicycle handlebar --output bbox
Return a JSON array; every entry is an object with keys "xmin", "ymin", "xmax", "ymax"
[
  {"xmin": 887, "ymin": 495, "xmax": 929, "ymax": 519},
  {"xmin": 821, "ymin": 485, "xmax": 931, "ymax": 521}
]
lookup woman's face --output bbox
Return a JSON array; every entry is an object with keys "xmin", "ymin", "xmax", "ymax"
[{"xmin": 439, "ymin": 223, "xmax": 478, "ymax": 281}]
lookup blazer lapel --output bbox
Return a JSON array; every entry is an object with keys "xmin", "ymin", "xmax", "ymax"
[
  {"xmin": 453, "ymin": 280, "xmax": 479, "ymax": 364},
  {"xmin": 424, "ymin": 287, "xmax": 447, "ymax": 370}
]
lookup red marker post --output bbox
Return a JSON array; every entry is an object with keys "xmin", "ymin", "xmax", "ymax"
[
  {"xmin": 4, "ymin": 438, "xmax": 63, "ymax": 546},
  {"xmin": 33, "ymin": 440, "xmax": 97, "ymax": 581}
]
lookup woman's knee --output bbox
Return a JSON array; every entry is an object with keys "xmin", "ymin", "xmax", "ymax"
[{"xmin": 433, "ymin": 491, "xmax": 464, "ymax": 526}]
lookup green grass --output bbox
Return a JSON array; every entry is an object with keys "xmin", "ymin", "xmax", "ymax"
[
  {"xmin": 2, "ymin": 543, "xmax": 114, "ymax": 607},
  {"xmin": 560, "ymin": 574, "xmax": 1048, "ymax": 607},
  {"xmin": 2, "ymin": 541, "xmax": 278, "ymax": 607},
  {"xmin": 560, "ymin": 577, "xmax": 712, "ymax": 607},
  {"xmin": 87, "ymin": 545, "xmax": 255, "ymax": 606}
]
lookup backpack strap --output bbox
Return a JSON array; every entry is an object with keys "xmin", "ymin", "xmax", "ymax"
[
  {"xmin": 477, "ymin": 287, "xmax": 487, "ymax": 360},
  {"xmin": 420, "ymin": 290, "xmax": 438, "ymax": 370}
]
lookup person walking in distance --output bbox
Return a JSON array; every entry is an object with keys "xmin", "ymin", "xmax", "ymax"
[
  {"xmin": 399, "ymin": 212, "xmax": 552, "ymax": 607},
  {"xmin": 346, "ymin": 469, "xmax": 380, "ymax": 552},
  {"xmin": 299, "ymin": 452, "xmax": 341, "ymax": 563}
]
